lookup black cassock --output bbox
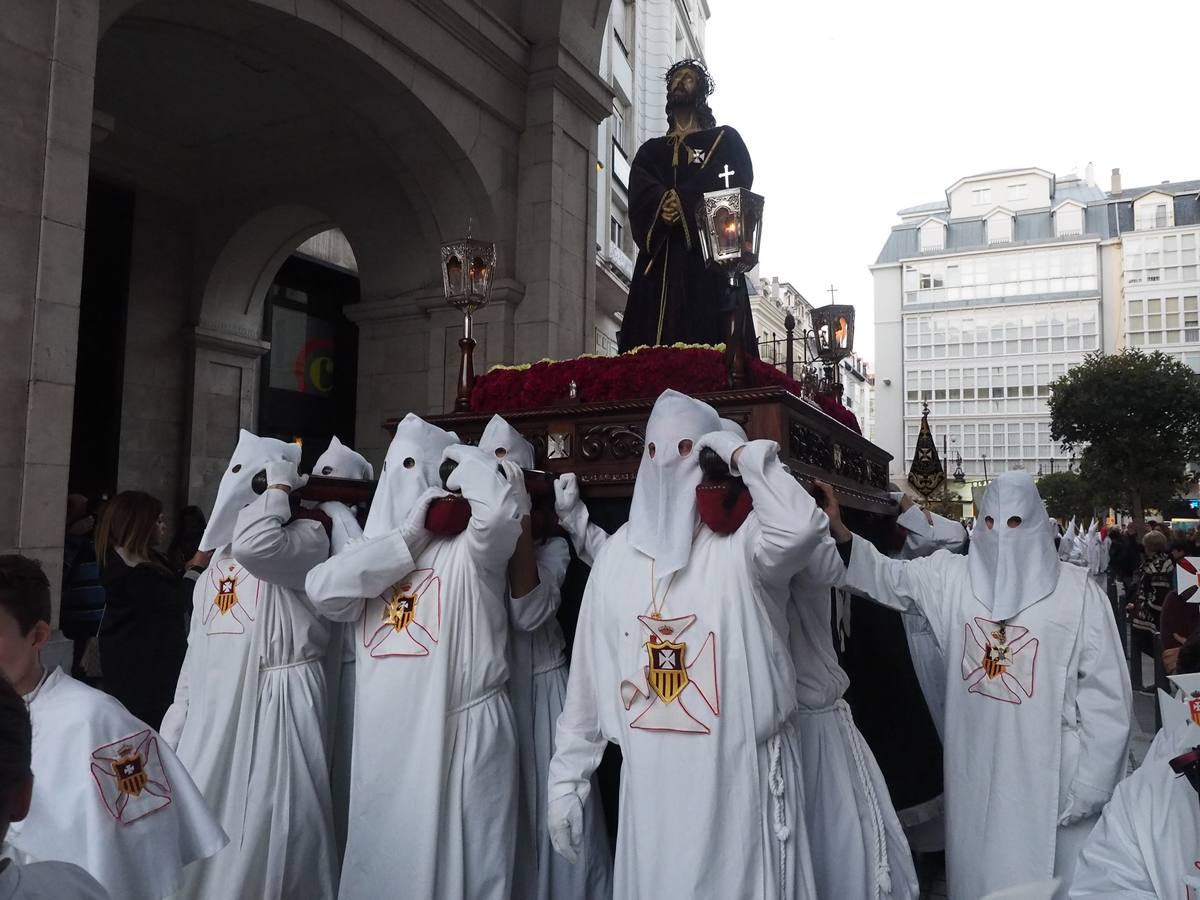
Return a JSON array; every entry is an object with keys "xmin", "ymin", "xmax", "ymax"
[{"xmin": 617, "ymin": 125, "xmax": 759, "ymax": 355}]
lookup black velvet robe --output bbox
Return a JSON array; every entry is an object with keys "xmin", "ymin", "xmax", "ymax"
[{"xmin": 617, "ymin": 125, "xmax": 759, "ymax": 355}]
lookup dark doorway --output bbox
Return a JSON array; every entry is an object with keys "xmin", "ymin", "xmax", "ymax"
[
  {"xmin": 68, "ymin": 177, "xmax": 135, "ymax": 499},
  {"xmin": 259, "ymin": 254, "xmax": 360, "ymax": 471}
]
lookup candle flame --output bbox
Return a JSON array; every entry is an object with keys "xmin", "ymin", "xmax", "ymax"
[{"xmin": 835, "ymin": 317, "xmax": 848, "ymax": 346}]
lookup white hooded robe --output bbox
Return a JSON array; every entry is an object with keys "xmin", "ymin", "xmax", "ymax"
[
  {"xmin": 476, "ymin": 415, "xmax": 612, "ymax": 900},
  {"xmin": 160, "ymin": 431, "xmax": 338, "ymax": 900},
  {"xmin": 549, "ymin": 390, "xmax": 827, "ymax": 900},
  {"xmin": 310, "ymin": 435, "xmax": 373, "ymax": 863},
  {"xmin": 5, "ymin": 667, "xmax": 226, "ymax": 900},
  {"xmin": 841, "ymin": 472, "xmax": 1131, "ymax": 900},
  {"xmin": 304, "ymin": 416, "xmax": 523, "ymax": 899}
]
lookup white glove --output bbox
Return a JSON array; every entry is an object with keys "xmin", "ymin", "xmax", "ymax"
[
  {"xmin": 695, "ymin": 430, "xmax": 747, "ymax": 468},
  {"xmin": 318, "ymin": 502, "xmax": 362, "ymax": 555},
  {"xmin": 499, "ymin": 459, "xmax": 532, "ymax": 518},
  {"xmin": 398, "ymin": 486, "xmax": 444, "ymax": 558},
  {"xmin": 265, "ymin": 460, "xmax": 307, "ymax": 493},
  {"xmin": 444, "ymin": 447, "xmax": 502, "ymax": 501},
  {"xmin": 554, "ymin": 473, "xmax": 589, "ymax": 540},
  {"xmin": 547, "ymin": 794, "xmax": 584, "ymax": 863}
]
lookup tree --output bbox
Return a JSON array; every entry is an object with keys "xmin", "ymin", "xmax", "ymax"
[
  {"xmin": 1036, "ymin": 471, "xmax": 1100, "ymax": 523},
  {"xmin": 1048, "ymin": 349, "xmax": 1200, "ymax": 529}
]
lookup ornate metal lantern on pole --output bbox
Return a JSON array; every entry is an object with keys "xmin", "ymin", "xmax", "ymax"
[
  {"xmin": 441, "ymin": 230, "xmax": 496, "ymax": 412},
  {"xmin": 809, "ymin": 302, "xmax": 856, "ymax": 390},
  {"xmin": 695, "ymin": 186, "xmax": 765, "ymax": 388}
]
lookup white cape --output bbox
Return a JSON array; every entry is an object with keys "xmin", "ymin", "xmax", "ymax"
[
  {"xmin": 844, "ymin": 536, "xmax": 1131, "ymax": 900},
  {"xmin": 304, "ymin": 470, "xmax": 523, "ymax": 899},
  {"xmin": 160, "ymin": 491, "xmax": 338, "ymax": 899},
  {"xmin": 550, "ymin": 440, "xmax": 828, "ymax": 900},
  {"xmin": 6, "ymin": 667, "xmax": 226, "ymax": 900},
  {"xmin": 1071, "ymin": 747, "xmax": 1200, "ymax": 897},
  {"xmin": 507, "ymin": 538, "xmax": 612, "ymax": 900}
]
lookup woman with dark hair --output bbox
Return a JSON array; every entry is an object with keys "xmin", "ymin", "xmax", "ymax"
[
  {"xmin": 96, "ymin": 491, "xmax": 198, "ymax": 728},
  {"xmin": 0, "ymin": 675, "xmax": 110, "ymax": 898}
]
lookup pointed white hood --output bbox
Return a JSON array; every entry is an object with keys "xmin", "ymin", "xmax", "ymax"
[
  {"xmin": 477, "ymin": 414, "xmax": 535, "ymax": 470},
  {"xmin": 364, "ymin": 414, "xmax": 458, "ymax": 539},
  {"xmin": 200, "ymin": 429, "xmax": 301, "ymax": 551},
  {"xmin": 967, "ymin": 471, "xmax": 1061, "ymax": 621},
  {"xmin": 313, "ymin": 435, "xmax": 374, "ymax": 480},
  {"xmin": 628, "ymin": 389, "xmax": 721, "ymax": 577}
]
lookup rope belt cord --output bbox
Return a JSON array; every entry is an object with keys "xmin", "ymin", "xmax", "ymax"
[
  {"xmin": 767, "ymin": 733, "xmax": 790, "ymax": 899},
  {"xmin": 836, "ymin": 701, "xmax": 892, "ymax": 899},
  {"xmin": 448, "ymin": 685, "xmax": 503, "ymax": 717},
  {"xmin": 259, "ymin": 656, "xmax": 322, "ymax": 672}
]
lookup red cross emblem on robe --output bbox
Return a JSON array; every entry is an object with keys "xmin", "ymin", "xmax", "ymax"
[
  {"xmin": 203, "ymin": 558, "xmax": 259, "ymax": 636},
  {"xmin": 620, "ymin": 614, "xmax": 718, "ymax": 734},
  {"xmin": 961, "ymin": 617, "xmax": 1039, "ymax": 704},
  {"xmin": 90, "ymin": 730, "xmax": 172, "ymax": 824},
  {"xmin": 364, "ymin": 568, "xmax": 440, "ymax": 658}
]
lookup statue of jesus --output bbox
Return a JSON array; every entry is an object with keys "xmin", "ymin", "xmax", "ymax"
[{"xmin": 616, "ymin": 59, "xmax": 758, "ymax": 357}]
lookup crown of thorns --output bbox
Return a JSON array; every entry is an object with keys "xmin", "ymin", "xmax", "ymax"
[{"xmin": 665, "ymin": 59, "xmax": 714, "ymax": 97}]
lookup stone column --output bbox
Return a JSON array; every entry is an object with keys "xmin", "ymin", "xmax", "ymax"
[
  {"xmin": 513, "ymin": 42, "xmax": 611, "ymax": 365},
  {"xmin": 0, "ymin": 0, "xmax": 98, "ymax": 623}
]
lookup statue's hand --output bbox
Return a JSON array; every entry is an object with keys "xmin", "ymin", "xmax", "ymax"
[{"xmin": 660, "ymin": 190, "xmax": 682, "ymax": 223}]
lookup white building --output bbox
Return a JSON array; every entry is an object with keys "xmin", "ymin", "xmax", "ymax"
[
  {"xmin": 840, "ymin": 354, "xmax": 875, "ymax": 442},
  {"xmin": 872, "ymin": 167, "xmax": 1111, "ymax": 485},
  {"xmin": 594, "ymin": 0, "xmax": 711, "ymax": 353},
  {"xmin": 872, "ymin": 166, "xmax": 1200, "ymax": 488},
  {"xmin": 752, "ymin": 275, "xmax": 816, "ymax": 369},
  {"xmin": 1107, "ymin": 174, "xmax": 1200, "ymax": 370}
]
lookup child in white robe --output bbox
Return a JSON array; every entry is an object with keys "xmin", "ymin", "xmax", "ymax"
[
  {"xmin": 477, "ymin": 414, "xmax": 612, "ymax": 900},
  {"xmin": 0, "ymin": 555, "xmax": 224, "ymax": 900}
]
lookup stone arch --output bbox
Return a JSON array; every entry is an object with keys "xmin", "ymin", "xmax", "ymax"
[{"xmin": 197, "ymin": 204, "xmax": 334, "ymax": 341}]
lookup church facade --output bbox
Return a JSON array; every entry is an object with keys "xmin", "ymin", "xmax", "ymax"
[{"xmin": 0, "ymin": 0, "xmax": 614, "ymax": 613}]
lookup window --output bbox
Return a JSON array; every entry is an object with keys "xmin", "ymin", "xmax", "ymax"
[
  {"xmin": 611, "ymin": 99, "xmax": 629, "ymax": 150},
  {"xmin": 904, "ymin": 245, "xmax": 1098, "ymax": 304},
  {"xmin": 610, "ymin": 215, "xmax": 624, "ymax": 250},
  {"xmin": 612, "ymin": 0, "xmax": 633, "ymax": 56},
  {"xmin": 972, "ymin": 188, "xmax": 992, "ymax": 205},
  {"xmin": 919, "ymin": 220, "xmax": 945, "ymax": 252},
  {"xmin": 1008, "ymin": 183, "xmax": 1028, "ymax": 200},
  {"xmin": 987, "ymin": 213, "xmax": 1013, "ymax": 245},
  {"xmin": 1055, "ymin": 204, "xmax": 1083, "ymax": 237},
  {"xmin": 1135, "ymin": 195, "xmax": 1174, "ymax": 231}
]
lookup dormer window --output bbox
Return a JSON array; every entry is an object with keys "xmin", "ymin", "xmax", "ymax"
[
  {"xmin": 1054, "ymin": 201, "xmax": 1084, "ymax": 238},
  {"xmin": 972, "ymin": 188, "xmax": 992, "ymax": 205},
  {"xmin": 985, "ymin": 208, "xmax": 1014, "ymax": 244},
  {"xmin": 1134, "ymin": 191, "xmax": 1175, "ymax": 231},
  {"xmin": 1008, "ymin": 183, "xmax": 1028, "ymax": 200},
  {"xmin": 919, "ymin": 218, "xmax": 946, "ymax": 252}
]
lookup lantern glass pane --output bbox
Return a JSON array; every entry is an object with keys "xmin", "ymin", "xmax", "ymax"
[
  {"xmin": 714, "ymin": 206, "xmax": 739, "ymax": 256},
  {"xmin": 446, "ymin": 255, "xmax": 463, "ymax": 295},
  {"xmin": 470, "ymin": 256, "xmax": 490, "ymax": 294},
  {"xmin": 742, "ymin": 203, "xmax": 761, "ymax": 256},
  {"xmin": 834, "ymin": 315, "xmax": 850, "ymax": 351}
]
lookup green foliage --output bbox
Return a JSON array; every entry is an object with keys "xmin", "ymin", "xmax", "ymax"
[
  {"xmin": 1048, "ymin": 349, "xmax": 1200, "ymax": 521},
  {"xmin": 1036, "ymin": 471, "xmax": 1099, "ymax": 522}
]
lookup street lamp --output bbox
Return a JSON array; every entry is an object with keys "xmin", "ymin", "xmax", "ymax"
[
  {"xmin": 954, "ymin": 452, "xmax": 965, "ymax": 483},
  {"xmin": 810, "ymin": 303, "xmax": 856, "ymax": 390},
  {"xmin": 441, "ymin": 229, "xmax": 497, "ymax": 412}
]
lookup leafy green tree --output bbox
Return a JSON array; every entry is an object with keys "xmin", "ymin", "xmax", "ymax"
[
  {"xmin": 1048, "ymin": 349, "xmax": 1200, "ymax": 528},
  {"xmin": 1036, "ymin": 471, "xmax": 1099, "ymax": 523}
]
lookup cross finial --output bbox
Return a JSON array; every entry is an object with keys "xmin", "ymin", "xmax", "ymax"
[
  {"xmin": 718, "ymin": 164, "xmax": 736, "ymax": 189},
  {"xmin": 827, "ymin": 283, "xmax": 838, "ymax": 304}
]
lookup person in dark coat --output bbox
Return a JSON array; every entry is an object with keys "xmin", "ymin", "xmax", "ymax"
[{"xmin": 95, "ymin": 491, "xmax": 204, "ymax": 728}]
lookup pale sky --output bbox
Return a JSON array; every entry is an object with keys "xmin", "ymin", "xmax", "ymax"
[{"xmin": 706, "ymin": 0, "xmax": 1200, "ymax": 362}]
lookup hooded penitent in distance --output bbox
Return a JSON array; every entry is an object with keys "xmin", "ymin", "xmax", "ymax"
[
  {"xmin": 627, "ymin": 389, "xmax": 721, "ymax": 577},
  {"xmin": 313, "ymin": 436, "xmax": 374, "ymax": 480},
  {"xmin": 967, "ymin": 471, "xmax": 1061, "ymax": 622},
  {"xmin": 365, "ymin": 414, "xmax": 459, "ymax": 539},
  {"xmin": 478, "ymin": 414, "xmax": 535, "ymax": 470},
  {"xmin": 199, "ymin": 430, "xmax": 301, "ymax": 552}
]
